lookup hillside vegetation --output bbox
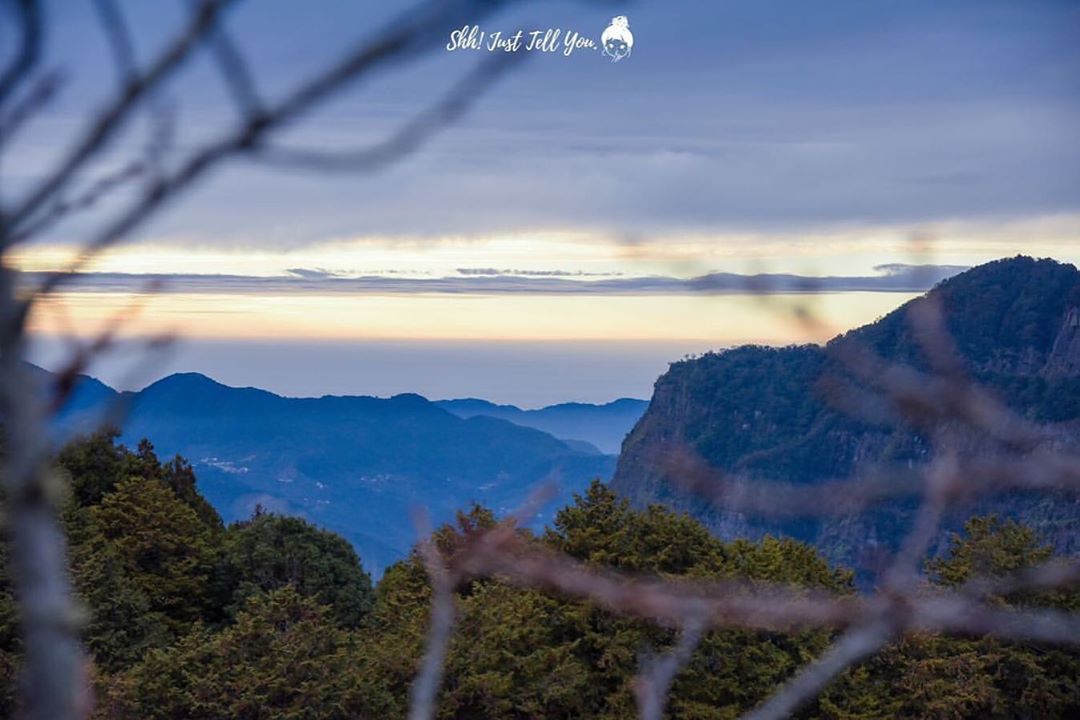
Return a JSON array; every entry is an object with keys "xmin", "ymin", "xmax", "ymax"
[
  {"xmin": 1, "ymin": 432, "xmax": 1077, "ymax": 718},
  {"xmin": 612, "ymin": 257, "xmax": 1080, "ymax": 570}
]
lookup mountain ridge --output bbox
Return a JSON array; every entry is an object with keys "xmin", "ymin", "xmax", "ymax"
[
  {"xmin": 45, "ymin": 369, "xmax": 634, "ymax": 575},
  {"xmin": 611, "ymin": 256, "xmax": 1080, "ymax": 574},
  {"xmin": 435, "ymin": 396, "xmax": 648, "ymax": 454}
]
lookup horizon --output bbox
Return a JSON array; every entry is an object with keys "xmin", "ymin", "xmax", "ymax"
[{"xmin": 27, "ymin": 255, "xmax": 1078, "ymax": 405}]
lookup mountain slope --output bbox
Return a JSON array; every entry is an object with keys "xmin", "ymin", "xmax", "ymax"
[
  {"xmin": 55, "ymin": 374, "xmax": 615, "ymax": 574},
  {"xmin": 611, "ymin": 257, "xmax": 1080, "ymax": 572},
  {"xmin": 435, "ymin": 397, "xmax": 648, "ymax": 454}
]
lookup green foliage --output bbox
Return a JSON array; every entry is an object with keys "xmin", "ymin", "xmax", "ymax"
[
  {"xmin": 58, "ymin": 430, "xmax": 223, "ymax": 528},
  {"xmin": 101, "ymin": 587, "xmax": 390, "ymax": 720},
  {"xmin": 817, "ymin": 515, "xmax": 1080, "ymax": 719},
  {"xmin": 0, "ymin": 542, "xmax": 20, "ymax": 718},
  {"xmin": 928, "ymin": 515, "xmax": 1052, "ymax": 588},
  {"xmin": 220, "ymin": 510, "xmax": 375, "ymax": 628},
  {"xmin": 57, "ymin": 427, "xmax": 127, "ymax": 507},
  {"xmin": 89, "ymin": 475, "xmax": 220, "ymax": 633},
  {"xmin": 3, "ymin": 432, "xmax": 1078, "ymax": 719},
  {"xmin": 64, "ymin": 506, "xmax": 171, "ymax": 672},
  {"xmin": 351, "ymin": 482, "xmax": 852, "ymax": 719}
]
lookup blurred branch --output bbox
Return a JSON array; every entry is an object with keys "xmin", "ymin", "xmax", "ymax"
[
  {"xmin": 635, "ymin": 616, "xmax": 705, "ymax": 720},
  {"xmin": 741, "ymin": 620, "xmax": 895, "ymax": 720},
  {"xmin": 256, "ymin": 48, "xmax": 526, "ymax": 172},
  {"xmin": 10, "ymin": 161, "xmax": 145, "ymax": 244},
  {"xmin": 0, "ymin": 0, "xmax": 42, "ymax": 108},
  {"xmin": 0, "ymin": 266, "xmax": 86, "ymax": 720},
  {"xmin": 408, "ymin": 515, "xmax": 457, "ymax": 720},
  {"xmin": 32, "ymin": 0, "xmax": 526, "ymax": 298},
  {"xmin": 0, "ymin": 69, "xmax": 61, "ymax": 151},
  {"xmin": 192, "ymin": 0, "xmax": 263, "ymax": 117},
  {"xmin": 91, "ymin": 0, "xmax": 138, "ymax": 86},
  {"xmin": 5, "ymin": 0, "xmax": 230, "ymax": 235}
]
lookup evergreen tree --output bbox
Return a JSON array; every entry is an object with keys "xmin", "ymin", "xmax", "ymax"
[
  {"xmin": 221, "ymin": 511, "xmax": 374, "ymax": 628},
  {"xmin": 102, "ymin": 587, "xmax": 390, "ymax": 720},
  {"xmin": 89, "ymin": 475, "xmax": 219, "ymax": 633}
]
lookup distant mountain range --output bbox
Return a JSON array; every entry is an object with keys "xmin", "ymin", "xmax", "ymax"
[
  {"xmin": 46, "ymin": 373, "xmax": 641, "ymax": 575},
  {"xmin": 434, "ymin": 397, "xmax": 647, "ymax": 454},
  {"xmin": 612, "ymin": 256, "xmax": 1080, "ymax": 575}
]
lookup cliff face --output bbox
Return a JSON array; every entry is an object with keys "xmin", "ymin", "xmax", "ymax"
[
  {"xmin": 1043, "ymin": 307, "xmax": 1080, "ymax": 379},
  {"xmin": 611, "ymin": 257, "xmax": 1080, "ymax": 573}
]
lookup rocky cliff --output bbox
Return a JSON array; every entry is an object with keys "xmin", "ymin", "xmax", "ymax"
[
  {"xmin": 1043, "ymin": 307, "xmax": 1080, "ymax": 379},
  {"xmin": 611, "ymin": 257, "xmax": 1080, "ymax": 575}
]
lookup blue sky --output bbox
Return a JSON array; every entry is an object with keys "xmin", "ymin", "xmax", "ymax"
[{"xmin": 8, "ymin": 0, "xmax": 1080, "ymax": 403}]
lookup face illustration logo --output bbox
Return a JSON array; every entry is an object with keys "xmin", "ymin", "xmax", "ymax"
[{"xmin": 601, "ymin": 16, "xmax": 633, "ymax": 63}]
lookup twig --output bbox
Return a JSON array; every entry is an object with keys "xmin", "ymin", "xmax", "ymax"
[
  {"xmin": 0, "ymin": 0, "xmax": 42, "ymax": 108},
  {"xmin": 5, "ymin": 0, "xmax": 230, "ymax": 234},
  {"xmin": 635, "ymin": 616, "xmax": 706, "ymax": 720},
  {"xmin": 256, "ymin": 48, "xmax": 526, "ymax": 172},
  {"xmin": 91, "ymin": 0, "xmax": 138, "ymax": 85},
  {"xmin": 407, "ymin": 524, "xmax": 457, "ymax": 720},
  {"xmin": 740, "ymin": 620, "xmax": 896, "ymax": 720},
  {"xmin": 10, "ymin": 161, "xmax": 145, "ymax": 244}
]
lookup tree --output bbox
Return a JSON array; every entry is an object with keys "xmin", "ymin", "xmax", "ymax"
[
  {"xmin": 56, "ymin": 428, "xmax": 126, "ymax": 507},
  {"xmin": 367, "ymin": 489, "xmax": 854, "ymax": 719},
  {"xmin": 88, "ymin": 476, "xmax": 219, "ymax": 633},
  {"xmin": 64, "ymin": 506, "xmax": 170, "ymax": 673},
  {"xmin": 817, "ymin": 516, "xmax": 1080, "ymax": 719},
  {"xmin": 101, "ymin": 587, "xmax": 389, "ymax": 720},
  {"xmin": 221, "ymin": 512, "xmax": 374, "ymax": 628}
]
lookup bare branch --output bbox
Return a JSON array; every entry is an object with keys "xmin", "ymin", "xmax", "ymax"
[
  {"xmin": 10, "ymin": 160, "xmax": 145, "ymax": 244},
  {"xmin": 91, "ymin": 0, "xmax": 138, "ymax": 85},
  {"xmin": 256, "ymin": 48, "xmax": 526, "ymax": 172},
  {"xmin": 0, "ymin": 266, "xmax": 86, "ymax": 720},
  {"xmin": 635, "ymin": 616, "xmax": 706, "ymax": 720},
  {"xmin": 960, "ymin": 559, "xmax": 1080, "ymax": 600},
  {"xmin": 0, "ymin": 0, "xmax": 42, "ymax": 108},
  {"xmin": 741, "ymin": 620, "xmax": 895, "ymax": 720},
  {"xmin": 407, "ymin": 530, "xmax": 457, "ymax": 720},
  {"xmin": 31, "ymin": 0, "xmax": 530, "ymax": 294},
  {"xmin": 5, "ymin": 0, "xmax": 230, "ymax": 233},
  {"xmin": 659, "ymin": 442, "xmax": 1080, "ymax": 521},
  {"xmin": 192, "ymin": 0, "xmax": 264, "ymax": 117},
  {"xmin": 0, "ymin": 69, "xmax": 61, "ymax": 150}
]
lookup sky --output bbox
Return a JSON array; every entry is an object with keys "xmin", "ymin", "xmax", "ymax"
[{"xmin": 5, "ymin": 0, "xmax": 1080, "ymax": 405}]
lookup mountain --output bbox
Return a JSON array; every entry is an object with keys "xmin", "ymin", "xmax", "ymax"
[
  {"xmin": 611, "ymin": 256, "xmax": 1080, "ymax": 574},
  {"xmin": 53, "ymin": 374, "xmax": 616, "ymax": 575},
  {"xmin": 434, "ymin": 397, "xmax": 648, "ymax": 454}
]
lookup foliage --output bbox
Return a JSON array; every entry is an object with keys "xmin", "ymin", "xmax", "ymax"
[
  {"xmin": 816, "ymin": 516, "xmax": 1080, "ymax": 719},
  {"xmin": 220, "ymin": 510, "xmax": 375, "ymax": 628},
  {"xmin": 2, "ymin": 436, "xmax": 1078, "ymax": 718},
  {"xmin": 88, "ymin": 475, "xmax": 220, "ymax": 633},
  {"xmin": 99, "ymin": 587, "xmax": 390, "ymax": 720}
]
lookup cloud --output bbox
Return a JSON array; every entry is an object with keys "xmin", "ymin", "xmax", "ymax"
[
  {"xmin": 20, "ymin": 264, "xmax": 968, "ymax": 296},
  {"xmin": 285, "ymin": 267, "xmax": 342, "ymax": 279},
  {"xmin": 455, "ymin": 268, "xmax": 622, "ymax": 277},
  {"xmin": 872, "ymin": 263, "xmax": 969, "ymax": 277},
  {"xmin": 10, "ymin": 1, "xmax": 1078, "ymax": 248}
]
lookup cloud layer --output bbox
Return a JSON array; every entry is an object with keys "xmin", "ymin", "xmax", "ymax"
[
  {"xmin": 9, "ymin": 0, "xmax": 1079, "ymax": 247},
  {"xmin": 22, "ymin": 264, "xmax": 968, "ymax": 296}
]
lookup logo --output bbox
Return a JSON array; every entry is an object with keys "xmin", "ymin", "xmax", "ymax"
[
  {"xmin": 601, "ymin": 16, "xmax": 633, "ymax": 63},
  {"xmin": 445, "ymin": 16, "xmax": 634, "ymax": 64}
]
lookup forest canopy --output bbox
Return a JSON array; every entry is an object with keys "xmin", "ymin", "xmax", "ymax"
[{"xmin": 0, "ymin": 432, "xmax": 1077, "ymax": 719}]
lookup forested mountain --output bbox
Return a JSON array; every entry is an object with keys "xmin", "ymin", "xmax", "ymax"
[
  {"xmin": 2, "ymin": 434, "xmax": 1076, "ymax": 718},
  {"xmin": 435, "ymin": 397, "xmax": 648, "ymax": 454},
  {"xmin": 51, "ymin": 373, "xmax": 616, "ymax": 575},
  {"xmin": 612, "ymin": 257, "xmax": 1080, "ymax": 573}
]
